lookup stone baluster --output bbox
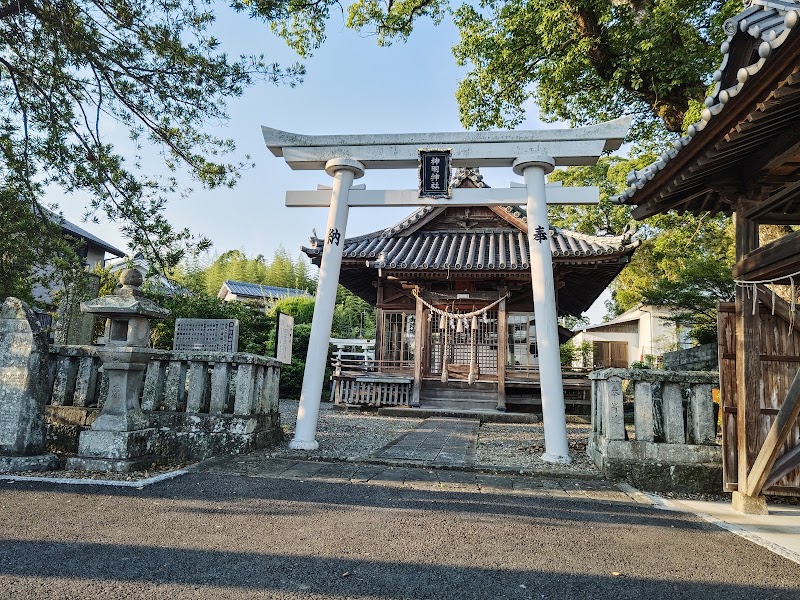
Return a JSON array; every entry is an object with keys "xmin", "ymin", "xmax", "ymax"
[
  {"xmin": 187, "ymin": 360, "xmax": 210, "ymax": 413},
  {"xmin": 688, "ymin": 384, "xmax": 716, "ymax": 445},
  {"xmin": 634, "ymin": 381, "xmax": 655, "ymax": 442},
  {"xmin": 234, "ymin": 363, "xmax": 256, "ymax": 415},
  {"xmin": 210, "ymin": 362, "xmax": 231, "ymax": 414},
  {"xmin": 602, "ymin": 375, "xmax": 625, "ymax": 441},
  {"xmin": 662, "ymin": 382, "xmax": 686, "ymax": 444},
  {"xmin": 142, "ymin": 359, "xmax": 166, "ymax": 410}
]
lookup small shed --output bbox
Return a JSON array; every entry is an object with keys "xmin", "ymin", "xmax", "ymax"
[{"xmin": 572, "ymin": 305, "xmax": 692, "ymax": 368}]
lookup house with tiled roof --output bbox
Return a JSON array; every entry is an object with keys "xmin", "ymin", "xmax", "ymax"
[
  {"xmin": 302, "ymin": 169, "xmax": 640, "ymax": 411},
  {"xmin": 217, "ymin": 280, "xmax": 311, "ymax": 307}
]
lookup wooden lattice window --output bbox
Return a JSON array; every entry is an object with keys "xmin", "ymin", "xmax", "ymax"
[
  {"xmin": 381, "ymin": 312, "xmax": 415, "ymax": 364},
  {"xmin": 508, "ymin": 313, "xmax": 538, "ymax": 370}
]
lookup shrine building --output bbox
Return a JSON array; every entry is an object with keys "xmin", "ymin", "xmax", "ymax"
[{"xmin": 302, "ymin": 169, "xmax": 640, "ymax": 412}]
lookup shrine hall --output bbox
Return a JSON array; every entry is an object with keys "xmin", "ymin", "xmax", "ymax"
[{"xmin": 302, "ymin": 169, "xmax": 640, "ymax": 412}]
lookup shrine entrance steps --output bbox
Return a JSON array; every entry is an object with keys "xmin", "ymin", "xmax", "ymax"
[{"xmin": 418, "ymin": 379, "xmax": 498, "ymax": 411}]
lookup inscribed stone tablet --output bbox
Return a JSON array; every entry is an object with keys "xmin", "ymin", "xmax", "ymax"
[
  {"xmin": 0, "ymin": 298, "xmax": 49, "ymax": 455},
  {"xmin": 173, "ymin": 318, "xmax": 239, "ymax": 353}
]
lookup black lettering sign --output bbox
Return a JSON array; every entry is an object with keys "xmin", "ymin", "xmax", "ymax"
[{"xmin": 418, "ymin": 149, "xmax": 452, "ymax": 199}]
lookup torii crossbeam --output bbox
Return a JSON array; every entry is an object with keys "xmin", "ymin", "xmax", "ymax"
[{"xmin": 263, "ymin": 117, "xmax": 632, "ymax": 463}]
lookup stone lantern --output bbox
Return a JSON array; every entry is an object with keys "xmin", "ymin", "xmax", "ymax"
[{"xmin": 66, "ymin": 268, "xmax": 169, "ymax": 472}]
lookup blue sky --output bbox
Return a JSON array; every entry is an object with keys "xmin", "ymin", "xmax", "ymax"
[{"xmin": 53, "ymin": 9, "xmax": 610, "ymax": 322}]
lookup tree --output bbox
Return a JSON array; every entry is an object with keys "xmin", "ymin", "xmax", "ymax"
[
  {"xmin": 2, "ymin": 0, "xmax": 304, "ymax": 297},
  {"xmin": 608, "ymin": 212, "xmax": 734, "ymax": 343},
  {"xmin": 345, "ymin": 0, "xmax": 740, "ymax": 144},
  {"xmin": 181, "ymin": 247, "xmax": 316, "ymax": 296},
  {"xmin": 547, "ymin": 153, "xmax": 735, "ymax": 342}
]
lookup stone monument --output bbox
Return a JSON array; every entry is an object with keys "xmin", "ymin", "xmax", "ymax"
[
  {"xmin": 66, "ymin": 269, "xmax": 169, "ymax": 472},
  {"xmin": 54, "ymin": 273, "xmax": 101, "ymax": 346},
  {"xmin": 0, "ymin": 298, "xmax": 59, "ymax": 471}
]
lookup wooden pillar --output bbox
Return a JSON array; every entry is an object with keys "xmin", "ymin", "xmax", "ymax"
[
  {"xmin": 411, "ymin": 290, "xmax": 425, "ymax": 407},
  {"xmin": 733, "ymin": 208, "xmax": 765, "ymax": 511},
  {"xmin": 375, "ymin": 280, "xmax": 384, "ymax": 364},
  {"xmin": 496, "ymin": 291, "xmax": 508, "ymax": 411}
]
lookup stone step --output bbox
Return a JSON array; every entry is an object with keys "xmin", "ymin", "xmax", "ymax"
[
  {"xmin": 421, "ymin": 399, "xmax": 499, "ymax": 411},
  {"xmin": 377, "ymin": 406, "xmax": 540, "ymax": 423}
]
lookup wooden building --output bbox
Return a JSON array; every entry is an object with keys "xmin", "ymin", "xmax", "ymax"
[
  {"xmin": 616, "ymin": 2, "xmax": 800, "ymax": 509},
  {"xmin": 304, "ymin": 170, "xmax": 640, "ymax": 412}
]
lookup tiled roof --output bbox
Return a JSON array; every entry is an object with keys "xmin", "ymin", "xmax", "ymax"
[
  {"xmin": 341, "ymin": 227, "xmax": 635, "ymax": 271},
  {"xmin": 305, "ymin": 208, "xmax": 638, "ymax": 272},
  {"xmin": 616, "ymin": 1, "xmax": 800, "ymax": 204},
  {"xmin": 222, "ymin": 280, "xmax": 311, "ymax": 299},
  {"xmin": 50, "ymin": 211, "xmax": 126, "ymax": 257}
]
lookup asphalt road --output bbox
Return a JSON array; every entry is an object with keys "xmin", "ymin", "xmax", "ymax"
[{"xmin": 1, "ymin": 472, "xmax": 799, "ymax": 599}]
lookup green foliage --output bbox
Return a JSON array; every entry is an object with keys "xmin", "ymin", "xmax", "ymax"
[
  {"xmin": 2, "ymin": 1, "xmax": 304, "ymax": 282},
  {"xmin": 333, "ymin": 287, "xmax": 376, "ymax": 338},
  {"xmin": 548, "ymin": 155, "xmax": 656, "ymax": 235},
  {"xmin": 560, "ymin": 340, "xmax": 593, "ymax": 367},
  {"xmin": 144, "ymin": 290, "xmax": 274, "ymax": 354},
  {"xmin": 451, "ymin": 0, "xmax": 740, "ymax": 142},
  {"xmin": 560, "ymin": 342, "xmax": 577, "ymax": 367},
  {"xmin": 610, "ymin": 213, "xmax": 734, "ymax": 343},
  {"xmin": 0, "ymin": 189, "xmax": 85, "ymax": 303},
  {"xmin": 175, "ymin": 247, "xmax": 316, "ymax": 297},
  {"xmin": 548, "ymin": 154, "xmax": 735, "ymax": 343},
  {"xmin": 272, "ymin": 295, "xmax": 316, "ymax": 324},
  {"xmin": 278, "ymin": 323, "xmax": 312, "ymax": 398}
]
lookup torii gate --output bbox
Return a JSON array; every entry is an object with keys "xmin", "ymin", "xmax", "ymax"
[{"xmin": 264, "ymin": 117, "xmax": 632, "ymax": 463}]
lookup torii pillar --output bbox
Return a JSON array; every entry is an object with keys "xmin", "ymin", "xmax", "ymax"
[{"xmin": 263, "ymin": 118, "xmax": 632, "ymax": 459}]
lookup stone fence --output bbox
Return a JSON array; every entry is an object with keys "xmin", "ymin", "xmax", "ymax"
[
  {"xmin": 45, "ymin": 345, "xmax": 282, "ymax": 459},
  {"xmin": 588, "ymin": 368, "xmax": 722, "ymax": 493}
]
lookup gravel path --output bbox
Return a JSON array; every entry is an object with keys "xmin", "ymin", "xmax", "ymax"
[{"xmin": 273, "ymin": 400, "xmax": 601, "ymax": 477}]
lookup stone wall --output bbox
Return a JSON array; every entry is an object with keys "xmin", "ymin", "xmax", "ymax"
[
  {"xmin": 588, "ymin": 368, "xmax": 722, "ymax": 493},
  {"xmin": 662, "ymin": 343, "xmax": 718, "ymax": 371},
  {"xmin": 41, "ymin": 346, "xmax": 283, "ymax": 461}
]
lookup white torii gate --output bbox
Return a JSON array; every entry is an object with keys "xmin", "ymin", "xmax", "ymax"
[{"xmin": 264, "ymin": 117, "xmax": 631, "ymax": 463}]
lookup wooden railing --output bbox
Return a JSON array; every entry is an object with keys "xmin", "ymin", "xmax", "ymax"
[{"xmin": 329, "ymin": 357, "xmax": 413, "ymax": 406}]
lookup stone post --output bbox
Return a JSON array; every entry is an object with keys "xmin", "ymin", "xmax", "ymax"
[
  {"xmin": 603, "ymin": 376, "xmax": 626, "ymax": 441},
  {"xmin": 0, "ymin": 298, "xmax": 59, "ymax": 472},
  {"xmin": 688, "ymin": 384, "xmax": 716, "ymax": 445},
  {"xmin": 662, "ymin": 383, "xmax": 686, "ymax": 444},
  {"xmin": 634, "ymin": 381, "xmax": 655, "ymax": 442}
]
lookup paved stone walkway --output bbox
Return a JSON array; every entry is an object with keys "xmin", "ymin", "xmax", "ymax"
[
  {"xmin": 195, "ymin": 455, "xmax": 638, "ymax": 501},
  {"xmin": 368, "ymin": 417, "xmax": 479, "ymax": 466}
]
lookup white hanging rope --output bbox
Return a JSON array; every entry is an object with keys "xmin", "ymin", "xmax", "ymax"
[
  {"xmin": 734, "ymin": 269, "xmax": 800, "ymax": 331},
  {"xmin": 413, "ymin": 289, "xmax": 509, "ymax": 385},
  {"xmin": 412, "ymin": 288, "xmax": 510, "ymax": 320}
]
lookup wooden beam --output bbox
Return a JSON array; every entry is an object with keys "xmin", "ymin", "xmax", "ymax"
[
  {"xmin": 756, "ymin": 285, "xmax": 800, "ymax": 336},
  {"xmin": 735, "ymin": 210, "xmax": 761, "ymax": 489},
  {"xmin": 411, "ymin": 291, "xmax": 425, "ymax": 407},
  {"xmin": 743, "ymin": 180, "xmax": 800, "ymax": 221},
  {"xmin": 764, "ymin": 443, "xmax": 800, "ymax": 490},
  {"xmin": 625, "ymin": 27, "xmax": 800, "ymax": 217},
  {"xmin": 734, "ymin": 229, "xmax": 800, "ymax": 280},
  {"xmin": 745, "ymin": 367, "xmax": 800, "ymax": 496}
]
